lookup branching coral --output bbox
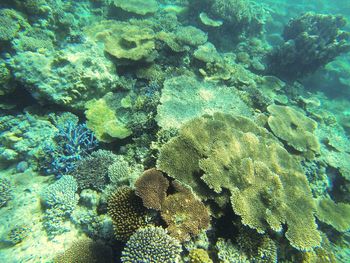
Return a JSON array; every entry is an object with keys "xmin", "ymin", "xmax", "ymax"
[
  {"xmin": 135, "ymin": 168, "xmax": 169, "ymax": 211},
  {"xmin": 107, "ymin": 186, "xmax": 151, "ymax": 241},
  {"xmin": 121, "ymin": 226, "xmax": 182, "ymax": 263},
  {"xmin": 158, "ymin": 112, "xmax": 321, "ymax": 251},
  {"xmin": 268, "ymin": 12, "xmax": 350, "ymax": 80}
]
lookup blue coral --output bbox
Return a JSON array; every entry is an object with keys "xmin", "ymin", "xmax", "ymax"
[
  {"xmin": 44, "ymin": 118, "xmax": 98, "ymax": 177},
  {"xmin": 121, "ymin": 226, "xmax": 182, "ymax": 263}
]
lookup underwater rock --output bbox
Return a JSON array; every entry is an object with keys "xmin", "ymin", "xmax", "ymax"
[
  {"xmin": 158, "ymin": 112, "xmax": 321, "ymax": 251},
  {"xmin": 9, "ymin": 41, "xmax": 119, "ymax": 109},
  {"xmin": 121, "ymin": 226, "xmax": 182, "ymax": 263},
  {"xmin": 156, "ymin": 75, "xmax": 252, "ymax": 130},
  {"xmin": 268, "ymin": 12, "xmax": 350, "ymax": 80}
]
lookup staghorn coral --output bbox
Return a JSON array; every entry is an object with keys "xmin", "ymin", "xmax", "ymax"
[
  {"xmin": 158, "ymin": 112, "xmax": 321, "ymax": 251},
  {"xmin": 267, "ymin": 105, "xmax": 320, "ymax": 158},
  {"xmin": 135, "ymin": 168, "xmax": 169, "ymax": 211},
  {"xmin": 161, "ymin": 181, "xmax": 210, "ymax": 242},
  {"xmin": 189, "ymin": 248, "xmax": 213, "ymax": 263},
  {"xmin": 316, "ymin": 197, "xmax": 350, "ymax": 232},
  {"xmin": 71, "ymin": 150, "xmax": 117, "ymax": 191},
  {"xmin": 0, "ymin": 178, "xmax": 13, "ymax": 208},
  {"xmin": 121, "ymin": 226, "xmax": 182, "ymax": 263},
  {"xmin": 268, "ymin": 12, "xmax": 350, "ymax": 80},
  {"xmin": 107, "ymin": 186, "xmax": 150, "ymax": 241},
  {"xmin": 54, "ymin": 238, "xmax": 113, "ymax": 263},
  {"xmin": 113, "ymin": 0, "xmax": 159, "ymax": 15}
]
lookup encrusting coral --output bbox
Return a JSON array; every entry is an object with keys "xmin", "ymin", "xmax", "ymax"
[
  {"xmin": 158, "ymin": 112, "xmax": 321, "ymax": 251},
  {"xmin": 121, "ymin": 226, "xmax": 182, "ymax": 263},
  {"xmin": 267, "ymin": 104, "xmax": 320, "ymax": 158},
  {"xmin": 107, "ymin": 186, "xmax": 151, "ymax": 241},
  {"xmin": 161, "ymin": 181, "xmax": 210, "ymax": 242},
  {"xmin": 135, "ymin": 168, "xmax": 169, "ymax": 211}
]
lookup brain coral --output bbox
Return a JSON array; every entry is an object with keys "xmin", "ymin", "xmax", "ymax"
[
  {"xmin": 135, "ymin": 168, "xmax": 169, "ymax": 211},
  {"xmin": 107, "ymin": 186, "xmax": 150, "ymax": 241},
  {"xmin": 121, "ymin": 226, "xmax": 182, "ymax": 263},
  {"xmin": 267, "ymin": 105, "xmax": 320, "ymax": 158},
  {"xmin": 113, "ymin": 0, "xmax": 159, "ymax": 15},
  {"xmin": 157, "ymin": 112, "xmax": 321, "ymax": 251}
]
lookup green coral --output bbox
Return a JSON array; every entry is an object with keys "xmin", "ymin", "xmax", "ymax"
[
  {"xmin": 121, "ymin": 226, "xmax": 182, "ymax": 263},
  {"xmin": 0, "ymin": 9, "xmax": 28, "ymax": 41},
  {"xmin": 85, "ymin": 93, "xmax": 132, "ymax": 142},
  {"xmin": 113, "ymin": 0, "xmax": 159, "ymax": 15},
  {"xmin": 157, "ymin": 112, "xmax": 321, "ymax": 251}
]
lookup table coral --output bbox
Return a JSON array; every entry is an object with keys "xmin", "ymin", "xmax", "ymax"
[
  {"xmin": 158, "ymin": 112, "xmax": 321, "ymax": 251},
  {"xmin": 135, "ymin": 168, "xmax": 169, "ymax": 211},
  {"xmin": 267, "ymin": 105, "xmax": 320, "ymax": 158},
  {"xmin": 121, "ymin": 226, "xmax": 182, "ymax": 263},
  {"xmin": 113, "ymin": 0, "xmax": 159, "ymax": 15},
  {"xmin": 107, "ymin": 186, "xmax": 150, "ymax": 241}
]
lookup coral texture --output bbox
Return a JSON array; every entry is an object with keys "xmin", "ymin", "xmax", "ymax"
[
  {"xmin": 189, "ymin": 248, "xmax": 213, "ymax": 263},
  {"xmin": 0, "ymin": 178, "xmax": 13, "ymax": 208},
  {"xmin": 121, "ymin": 226, "xmax": 182, "ymax": 263},
  {"xmin": 158, "ymin": 113, "xmax": 321, "ymax": 251},
  {"xmin": 113, "ymin": 0, "xmax": 159, "ymax": 15}
]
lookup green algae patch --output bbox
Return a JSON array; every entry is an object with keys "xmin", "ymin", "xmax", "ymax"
[{"xmin": 85, "ymin": 95, "xmax": 132, "ymax": 142}]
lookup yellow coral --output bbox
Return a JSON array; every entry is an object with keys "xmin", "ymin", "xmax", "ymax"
[{"xmin": 189, "ymin": 248, "xmax": 213, "ymax": 263}]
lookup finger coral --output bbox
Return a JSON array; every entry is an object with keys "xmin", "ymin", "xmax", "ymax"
[
  {"xmin": 135, "ymin": 168, "xmax": 169, "ymax": 211},
  {"xmin": 107, "ymin": 186, "xmax": 150, "ymax": 241},
  {"xmin": 121, "ymin": 226, "xmax": 182, "ymax": 263},
  {"xmin": 158, "ymin": 112, "xmax": 321, "ymax": 251}
]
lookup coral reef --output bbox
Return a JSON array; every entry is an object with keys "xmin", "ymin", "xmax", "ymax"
[
  {"xmin": 135, "ymin": 168, "xmax": 169, "ymax": 211},
  {"xmin": 267, "ymin": 105, "xmax": 320, "ymax": 158},
  {"xmin": 189, "ymin": 248, "xmax": 213, "ymax": 263},
  {"xmin": 121, "ymin": 226, "xmax": 182, "ymax": 263},
  {"xmin": 0, "ymin": 8, "xmax": 28, "ymax": 42},
  {"xmin": 113, "ymin": 0, "xmax": 159, "ymax": 15},
  {"xmin": 0, "ymin": 178, "xmax": 13, "ymax": 208},
  {"xmin": 107, "ymin": 186, "xmax": 151, "ymax": 241},
  {"xmin": 268, "ymin": 12, "xmax": 350, "ymax": 80},
  {"xmin": 158, "ymin": 113, "xmax": 321, "ymax": 251},
  {"xmin": 54, "ymin": 238, "xmax": 113, "ymax": 263}
]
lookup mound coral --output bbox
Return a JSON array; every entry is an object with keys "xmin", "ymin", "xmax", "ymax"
[
  {"xmin": 113, "ymin": 0, "xmax": 159, "ymax": 15},
  {"xmin": 54, "ymin": 238, "xmax": 113, "ymax": 263},
  {"xmin": 72, "ymin": 150, "xmax": 117, "ymax": 191},
  {"xmin": 107, "ymin": 186, "xmax": 150, "ymax": 241},
  {"xmin": 121, "ymin": 226, "xmax": 182, "ymax": 263},
  {"xmin": 161, "ymin": 181, "xmax": 210, "ymax": 242},
  {"xmin": 267, "ymin": 105, "xmax": 320, "ymax": 158},
  {"xmin": 157, "ymin": 112, "xmax": 321, "ymax": 251},
  {"xmin": 268, "ymin": 12, "xmax": 350, "ymax": 80},
  {"xmin": 135, "ymin": 168, "xmax": 169, "ymax": 211},
  {"xmin": 316, "ymin": 197, "xmax": 350, "ymax": 232}
]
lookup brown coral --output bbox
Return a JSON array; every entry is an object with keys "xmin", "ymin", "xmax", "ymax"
[
  {"xmin": 161, "ymin": 181, "xmax": 210, "ymax": 242},
  {"xmin": 107, "ymin": 186, "xmax": 150, "ymax": 241},
  {"xmin": 135, "ymin": 168, "xmax": 169, "ymax": 211}
]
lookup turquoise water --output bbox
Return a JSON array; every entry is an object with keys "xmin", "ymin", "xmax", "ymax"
[{"xmin": 0, "ymin": 0, "xmax": 350, "ymax": 262}]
